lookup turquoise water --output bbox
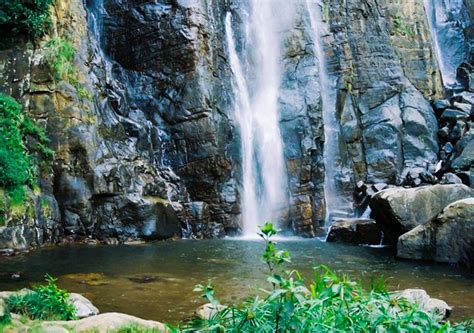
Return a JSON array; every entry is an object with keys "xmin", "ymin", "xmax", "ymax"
[{"xmin": 0, "ymin": 239, "xmax": 472, "ymax": 323}]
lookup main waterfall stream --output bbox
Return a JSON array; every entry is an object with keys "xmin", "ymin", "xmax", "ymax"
[{"xmin": 225, "ymin": 2, "xmax": 289, "ymax": 235}]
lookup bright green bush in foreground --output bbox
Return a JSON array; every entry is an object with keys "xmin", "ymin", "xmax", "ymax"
[
  {"xmin": 6, "ymin": 274, "xmax": 76, "ymax": 321},
  {"xmin": 175, "ymin": 223, "xmax": 473, "ymax": 332}
]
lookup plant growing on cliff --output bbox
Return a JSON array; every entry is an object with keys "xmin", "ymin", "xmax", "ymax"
[
  {"xmin": 44, "ymin": 37, "xmax": 77, "ymax": 82},
  {"xmin": 392, "ymin": 15, "xmax": 415, "ymax": 38},
  {"xmin": 176, "ymin": 223, "xmax": 473, "ymax": 332},
  {"xmin": 0, "ymin": 0, "xmax": 54, "ymax": 47},
  {"xmin": 6, "ymin": 274, "xmax": 76, "ymax": 321},
  {"xmin": 0, "ymin": 93, "xmax": 53, "ymax": 202}
]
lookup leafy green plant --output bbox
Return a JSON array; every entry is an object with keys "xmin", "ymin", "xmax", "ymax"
[
  {"xmin": 176, "ymin": 223, "xmax": 473, "ymax": 332},
  {"xmin": 108, "ymin": 325, "xmax": 162, "ymax": 333},
  {"xmin": 0, "ymin": 0, "xmax": 54, "ymax": 46},
  {"xmin": 392, "ymin": 15, "xmax": 415, "ymax": 37},
  {"xmin": 6, "ymin": 274, "xmax": 76, "ymax": 321},
  {"xmin": 0, "ymin": 93, "xmax": 53, "ymax": 204},
  {"xmin": 43, "ymin": 37, "xmax": 76, "ymax": 82}
]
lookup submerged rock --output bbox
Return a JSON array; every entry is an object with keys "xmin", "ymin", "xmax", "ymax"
[
  {"xmin": 397, "ymin": 198, "xmax": 474, "ymax": 266},
  {"xmin": 326, "ymin": 219, "xmax": 381, "ymax": 245},
  {"xmin": 370, "ymin": 184, "xmax": 474, "ymax": 244}
]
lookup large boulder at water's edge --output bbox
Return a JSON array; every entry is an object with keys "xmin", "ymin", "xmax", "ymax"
[
  {"xmin": 397, "ymin": 198, "xmax": 474, "ymax": 266},
  {"xmin": 396, "ymin": 289, "xmax": 451, "ymax": 319},
  {"xmin": 369, "ymin": 184, "xmax": 474, "ymax": 244},
  {"xmin": 326, "ymin": 219, "xmax": 382, "ymax": 245}
]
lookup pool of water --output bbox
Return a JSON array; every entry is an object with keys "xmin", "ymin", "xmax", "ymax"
[{"xmin": 0, "ymin": 239, "xmax": 473, "ymax": 324}]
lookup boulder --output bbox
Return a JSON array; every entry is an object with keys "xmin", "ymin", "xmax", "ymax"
[
  {"xmin": 326, "ymin": 219, "xmax": 381, "ymax": 245},
  {"xmin": 396, "ymin": 289, "xmax": 451, "ymax": 319},
  {"xmin": 195, "ymin": 303, "xmax": 227, "ymax": 320},
  {"xmin": 440, "ymin": 109, "xmax": 469, "ymax": 122},
  {"xmin": 397, "ymin": 198, "xmax": 474, "ymax": 266},
  {"xmin": 370, "ymin": 184, "xmax": 474, "ymax": 244},
  {"xmin": 440, "ymin": 173, "xmax": 463, "ymax": 185},
  {"xmin": 68, "ymin": 293, "xmax": 99, "ymax": 319},
  {"xmin": 39, "ymin": 313, "xmax": 168, "ymax": 333},
  {"xmin": 451, "ymin": 135, "xmax": 474, "ymax": 171}
]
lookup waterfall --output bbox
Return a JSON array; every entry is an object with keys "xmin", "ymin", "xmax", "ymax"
[
  {"xmin": 225, "ymin": 2, "xmax": 290, "ymax": 236},
  {"xmin": 305, "ymin": 0, "xmax": 351, "ymax": 228},
  {"xmin": 423, "ymin": 0, "xmax": 470, "ymax": 87}
]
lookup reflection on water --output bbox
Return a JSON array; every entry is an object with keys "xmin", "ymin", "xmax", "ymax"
[{"xmin": 0, "ymin": 239, "xmax": 473, "ymax": 323}]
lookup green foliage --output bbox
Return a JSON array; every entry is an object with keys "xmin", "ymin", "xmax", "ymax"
[
  {"xmin": 177, "ymin": 223, "xmax": 473, "ymax": 332},
  {"xmin": 43, "ymin": 38, "xmax": 76, "ymax": 83},
  {"xmin": 0, "ymin": 93, "xmax": 53, "ymax": 204},
  {"xmin": 0, "ymin": 94, "xmax": 30, "ymax": 192},
  {"xmin": 393, "ymin": 15, "xmax": 415, "ymax": 37},
  {"xmin": 6, "ymin": 274, "xmax": 76, "ymax": 321},
  {"xmin": 108, "ymin": 325, "xmax": 162, "ymax": 333},
  {"xmin": 0, "ymin": 0, "xmax": 54, "ymax": 42}
]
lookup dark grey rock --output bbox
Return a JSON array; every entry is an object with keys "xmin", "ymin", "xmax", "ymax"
[
  {"xmin": 440, "ymin": 173, "xmax": 463, "ymax": 185},
  {"xmin": 443, "ymin": 142, "xmax": 454, "ymax": 154},
  {"xmin": 326, "ymin": 219, "xmax": 381, "ymax": 245},
  {"xmin": 397, "ymin": 198, "xmax": 474, "ymax": 267},
  {"xmin": 370, "ymin": 184, "xmax": 474, "ymax": 245},
  {"xmin": 441, "ymin": 109, "xmax": 469, "ymax": 122},
  {"xmin": 453, "ymin": 102, "xmax": 473, "ymax": 114},
  {"xmin": 433, "ymin": 99, "xmax": 451, "ymax": 112}
]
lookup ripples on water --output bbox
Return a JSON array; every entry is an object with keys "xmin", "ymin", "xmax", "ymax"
[{"xmin": 0, "ymin": 239, "xmax": 472, "ymax": 323}]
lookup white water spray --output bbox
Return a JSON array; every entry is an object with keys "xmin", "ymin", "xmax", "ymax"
[{"xmin": 225, "ymin": 2, "xmax": 290, "ymax": 236}]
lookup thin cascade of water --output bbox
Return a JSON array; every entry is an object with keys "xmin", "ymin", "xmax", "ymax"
[
  {"xmin": 225, "ymin": 2, "xmax": 289, "ymax": 236},
  {"xmin": 423, "ymin": 0, "xmax": 470, "ymax": 87},
  {"xmin": 305, "ymin": 0, "xmax": 350, "ymax": 229}
]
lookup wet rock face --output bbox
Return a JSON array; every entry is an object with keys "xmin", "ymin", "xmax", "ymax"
[
  {"xmin": 329, "ymin": 0, "xmax": 440, "ymax": 190},
  {"xmin": 397, "ymin": 198, "xmax": 474, "ymax": 267},
  {"xmin": 96, "ymin": 0, "xmax": 240, "ymax": 232}
]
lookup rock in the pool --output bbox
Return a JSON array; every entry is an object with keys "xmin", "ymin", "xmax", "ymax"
[
  {"xmin": 397, "ymin": 198, "xmax": 474, "ymax": 266},
  {"xmin": 326, "ymin": 219, "xmax": 382, "ymax": 245},
  {"xmin": 369, "ymin": 184, "xmax": 474, "ymax": 244}
]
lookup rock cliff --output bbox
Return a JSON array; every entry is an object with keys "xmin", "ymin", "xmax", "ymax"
[{"xmin": 0, "ymin": 0, "xmax": 472, "ymax": 250}]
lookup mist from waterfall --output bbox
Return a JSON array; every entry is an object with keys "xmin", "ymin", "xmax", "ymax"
[{"xmin": 225, "ymin": 2, "xmax": 291, "ymax": 236}]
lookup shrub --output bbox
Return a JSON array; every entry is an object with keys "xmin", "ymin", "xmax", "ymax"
[
  {"xmin": 6, "ymin": 274, "xmax": 76, "ymax": 321},
  {"xmin": 109, "ymin": 325, "xmax": 162, "ymax": 333},
  {"xmin": 0, "ymin": 0, "xmax": 54, "ymax": 39},
  {"xmin": 393, "ymin": 15, "xmax": 414, "ymax": 37},
  {"xmin": 0, "ymin": 93, "xmax": 53, "ymax": 202},
  {"xmin": 43, "ymin": 37, "xmax": 76, "ymax": 82},
  {"xmin": 177, "ymin": 223, "xmax": 473, "ymax": 332}
]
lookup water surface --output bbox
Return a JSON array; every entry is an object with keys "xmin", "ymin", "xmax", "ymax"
[{"xmin": 0, "ymin": 239, "xmax": 473, "ymax": 323}]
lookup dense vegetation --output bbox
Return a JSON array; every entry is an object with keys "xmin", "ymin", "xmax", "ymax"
[
  {"xmin": 3, "ymin": 275, "xmax": 75, "ymax": 322},
  {"xmin": 173, "ymin": 223, "xmax": 473, "ymax": 332},
  {"xmin": 0, "ymin": 0, "xmax": 54, "ymax": 39},
  {"xmin": 0, "ymin": 93, "xmax": 53, "ymax": 203}
]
